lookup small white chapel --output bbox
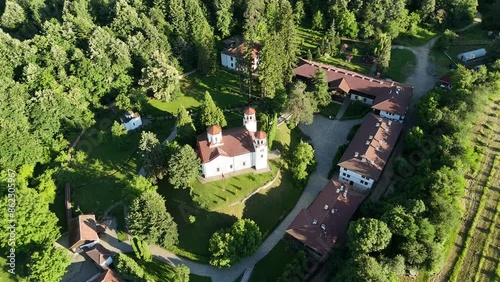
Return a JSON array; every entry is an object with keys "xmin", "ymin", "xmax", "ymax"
[{"xmin": 196, "ymin": 107, "xmax": 269, "ymax": 178}]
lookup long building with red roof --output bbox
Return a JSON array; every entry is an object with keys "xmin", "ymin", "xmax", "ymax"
[
  {"xmin": 338, "ymin": 113, "xmax": 403, "ymax": 190},
  {"xmin": 294, "ymin": 59, "xmax": 413, "ymax": 122},
  {"xmin": 286, "ymin": 180, "xmax": 365, "ymax": 257}
]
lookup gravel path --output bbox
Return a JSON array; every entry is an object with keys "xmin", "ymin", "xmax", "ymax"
[{"xmin": 148, "ymin": 116, "xmax": 361, "ymax": 281}]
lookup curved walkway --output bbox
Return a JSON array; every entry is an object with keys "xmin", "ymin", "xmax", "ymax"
[{"xmin": 148, "ymin": 116, "xmax": 361, "ymax": 281}]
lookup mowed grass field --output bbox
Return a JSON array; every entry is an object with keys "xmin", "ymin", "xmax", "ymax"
[
  {"xmin": 431, "ymin": 97, "xmax": 500, "ymax": 282},
  {"xmin": 146, "ymin": 67, "xmax": 247, "ymax": 116},
  {"xmin": 295, "ymin": 26, "xmax": 372, "ymax": 74},
  {"xmin": 385, "ymin": 48, "xmax": 417, "ymax": 83}
]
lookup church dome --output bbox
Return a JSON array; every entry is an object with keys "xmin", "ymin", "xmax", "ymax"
[
  {"xmin": 244, "ymin": 107, "xmax": 256, "ymax": 115},
  {"xmin": 207, "ymin": 125, "xmax": 222, "ymax": 135},
  {"xmin": 255, "ymin": 131, "xmax": 267, "ymax": 139}
]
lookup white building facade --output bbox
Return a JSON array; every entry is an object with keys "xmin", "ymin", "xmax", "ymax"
[
  {"xmin": 379, "ymin": 111, "xmax": 404, "ymax": 122},
  {"xmin": 121, "ymin": 111, "xmax": 142, "ymax": 131},
  {"xmin": 198, "ymin": 108, "xmax": 268, "ymax": 178},
  {"xmin": 221, "ymin": 53, "xmax": 238, "ymax": 70},
  {"xmin": 339, "ymin": 167, "xmax": 374, "ymax": 190}
]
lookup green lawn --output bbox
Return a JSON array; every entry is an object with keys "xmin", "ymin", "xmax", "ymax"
[
  {"xmin": 0, "ymin": 257, "xmax": 15, "ymax": 282},
  {"xmin": 318, "ymin": 55, "xmax": 372, "ymax": 74},
  {"xmin": 296, "ymin": 26, "xmax": 372, "ymax": 74},
  {"xmin": 394, "ymin": 26, "xmax": 437, "ymax": 47},
  {"xmin": 190, "ymin": 160, "xmax": 279, "ymax": 210},
  {"xmin": 385, "ymin": 48, "xmax": 417, "ymax": 83},
  {"xmin": 249, "ymin": 240, "xmax": 298, "ymax": 282},
  {"xmin": 145, "ymin": 68, "xmax": 247, "ymax": 116},
  {"xmin": 68, "ymin": 112, "xmax": 174, "ymax": 219},
  {"xmin": 341, "ymin": 101, "xmax": 372, "ymax": 120},
  {"xmin": 319, "ymin": 102, "xmax": 342, "ymax": 119}
]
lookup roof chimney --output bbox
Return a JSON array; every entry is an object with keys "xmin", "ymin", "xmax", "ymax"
[
  {"xmin": 365, "ymin": 140, "xmax": 370, "ymax": 145},
  {"xmin": 361, "ymin": 157, "xmax": 366, "ymax": 162},
  {"xmin": 354, "ymin": 152, "xmax": 359, "ymax": 157},
  {"xmin": 376, "ymin": 122, "xmax": 380, "ymax": 127},
  {"xmin": 370, "ymin": 159, "xmax": 375, "ymax": 164},
  {"xmin": 388, "ymin": 120, "xmax": 392, "ymax": 126},
  {"xmin": 369, "ymin": 135, "xmax": 373, "ymax": 140}
]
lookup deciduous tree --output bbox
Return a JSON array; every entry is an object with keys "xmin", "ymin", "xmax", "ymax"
[
  {"xmin": 347, "ymin": 218, "xmax": 392, "ymax": 253},
  {"xmin": 114, "ymin": 253, "xmax": 146, "ymax": 281},
  {"xmin": 123, "ymin": 175, "xmax": 158, "ymax": 204},
  {"xmin": 290, "ymin": 141, "xmax": 315, "ymax": 182},
  {"xmin": 172, "ymin": 264, "xmax": 190, "ymax": 282},
  {"xmin": 139, "ymin": 51, "xmax": 180, "ymax": 102},
  {"xmin": 209, "ymin": 219, "xmax": 262, "ymax": 268},
  {"xmin": 26, "ymin": 246, "xmax": 70, "ymax": 282},
  {"xmin": 139, "ymin": 131, "xmax": 167, "ymax": 182}
]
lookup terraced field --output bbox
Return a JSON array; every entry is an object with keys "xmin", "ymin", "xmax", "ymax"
[{"xmin": 432, "ymin": 98, "xmax": 500, "ymax": 282}]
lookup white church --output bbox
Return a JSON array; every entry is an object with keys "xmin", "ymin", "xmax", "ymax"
[{"xmin": 196, "ymin": 107, "xmax": 268, "ymax": 178}]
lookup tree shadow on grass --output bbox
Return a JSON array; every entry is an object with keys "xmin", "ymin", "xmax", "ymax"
[
  {"xmin": 157, "ymin": 178, "xmax": 238, "ymax": 258},
  {"xmin": 242, "ymin": 170, "xmax": 301, "ymax": 238}
]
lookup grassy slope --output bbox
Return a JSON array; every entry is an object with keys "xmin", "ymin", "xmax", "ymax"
[
  {"xmin": 394, "ymin": 27, "xmax": 437, "ymax": 47},
  {"xmin": 70, "ymin": 115, "xmax": 175, "ymax": 217},
  {"xmin": 385, "ymin": 48, "xmax": 417, "ymax": 83},
  {"xmin": 296, "ymin": 26, "xmax": 372, "ymax": 74},
  {"xmin": 249, "ymin": 240, "xmax": 298, "ymax": 282},
  {"xmin": 146, "ymin": 68, "xmax": 247, "ymax": 116},
  {"xmin": 190, "ymin": 160, "xmax": 279, "ymax": 210}
]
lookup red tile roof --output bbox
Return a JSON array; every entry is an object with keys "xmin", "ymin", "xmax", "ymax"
[
  {"xmin": 69, "ymin": 214, "xmax": 98, "ymax": 251},
  {"xmin": 244, "ymin": 107, "xmax": 256, "ymax": 115},
  {"xmin": 90, "ymin": 269, "xmax": 125, "ymax": 282},
  {"xmin": 197, "ymin": 127, "xmax": 255, "ymax": 164},
  {"xmin": 255, "ymin": 131, "xmax": 267, "ymax": 139},
  {"xmin": 85, "ymin": 244, "xmax": 113, "ymax": 267},
  {"xmin": 338, "ymin": 113, "xmax": 403, "ymax": 180},
  {"xmin": 286, "ymin": 180, "xmax": 365, "ymax": 255},
  {"xmin": 207, "ymin": 125, "xmax": 222, "ymax": 135},
  {"xmin": 221, "ymin": 36, "xmax": 259, "ymax": 58},
  {"xmin": 294, "ymin": 59, "xmax": 413, "ymax": 115}
]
